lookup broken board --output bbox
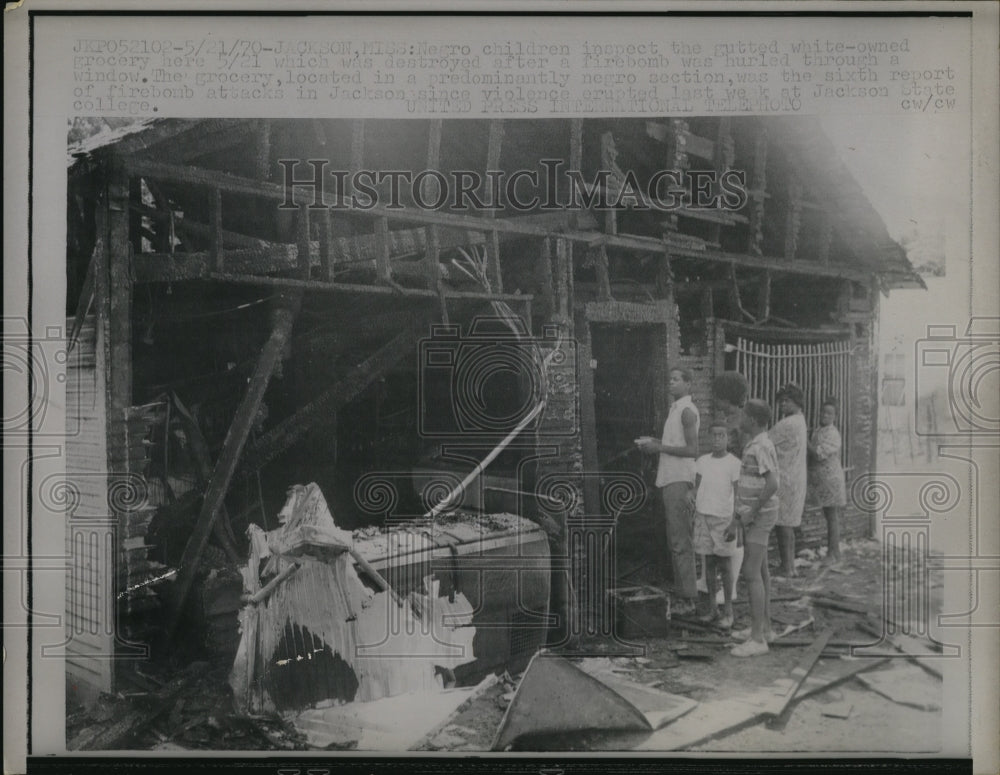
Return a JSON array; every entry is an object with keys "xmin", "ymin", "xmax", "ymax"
[{"xmin": 854, "ymin": 663, "xmax": 942, "ymax": 711}]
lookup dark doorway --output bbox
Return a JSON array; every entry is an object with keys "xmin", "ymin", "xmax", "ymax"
[
  {"xmin": 588, "ymin": 323, "xmax": 666, "ymax": 588},
  {"xmin": 590, "ymin": 323, "xmax": 659, "ymax": 473}
]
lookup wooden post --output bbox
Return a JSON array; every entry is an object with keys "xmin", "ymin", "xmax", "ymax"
[
  {"xmin": 594, "ymin": 244, "xmax": 612, "ymax": 302},
  {"xmin": 296, "ymin": 202, "xmax": 312, "ymax": 280},
  {"xmin": 210, "ymin": 188, "xmax": 224, "ymax": 271},
  {"xmin": 536, "ymin": 238, "xmax": 555, "ymax": 321},
  {"xmin": 817, "ymin": 212, "xmax": 834, "ymax": 265},
  {"xmin": 784, "ymin": 174, "xmax": 803, "ymax": 260},
  {"xmin": 375, "ymin": 216, "xmax": 392, "ymax": 283},
  {"xmin": 166, "ymin": 293, "xmax": 301, "ymax": 638},
  {"xmin": 106, "ymin": 160, "xmax": 133, "ymax": 523},
  {"xmin": 710, "ymin": 117, "xmax": 734, "ymax": 247},
  {"xmin": 318, "ymin": 207, "xmax": 333, "ymax": 282},
  {"xmin": 555, "ymin": 238, "xmax": 570, "ymax": 319},
  {"xmin": 758, "ymin": 271, "xmax": 772, "ymax": 322},
  {"xmin": 255, "ymin": 119, "xmax": 271, "ymax": 180},
  {"xmin": 349, "ymin": 119, "xmax": 365, "ymax": 199},
  {"xmin": 486, "ymin": 120, "xmax": 505, "ymax": 293},
  {"xmin": 424, "ymin": 119, "xmax": 447, "ymax": 318},
  {"xmin": 748, "ymin": 123, "xmax": 768, "ymax": 256}
]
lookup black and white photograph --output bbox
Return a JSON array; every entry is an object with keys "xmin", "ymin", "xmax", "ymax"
[{"xmin": 4, "ymin": 6, "xmax": 998, "ymax": 774}]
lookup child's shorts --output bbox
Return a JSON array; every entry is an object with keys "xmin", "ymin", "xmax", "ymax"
[
  {"xmin": 693, "ymin": 511, "xmax": 738, "ymax": 557},
  {"xmin": 741, "ymin": 508, "xmax": 778, "ymax": 547}
]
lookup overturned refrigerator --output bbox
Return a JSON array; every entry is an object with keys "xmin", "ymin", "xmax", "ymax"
[{"xmin": 229, "ymin": 482, "xmax": 551, "ymax": 714}]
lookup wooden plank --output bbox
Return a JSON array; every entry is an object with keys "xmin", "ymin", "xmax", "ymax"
[
  {"xmin": 856, "ymin": 620, "xmax": 945, "ymax": 679},
  {"xmin": 239, "ymin": 327, "xmax": 418, "ymax": 473},
  {"xmin": 761, "ymin": 628, "xmax": 834, "ymax": 719},
  {"xmin": 166, "ymin": 295, "xmax": 301, "ymax": 639},
  {"xmin": 211, "ymin": 187, "xmax": 224, "ymax": 271},
  {"xmin": 630, "ymin": 655, "xmax": 889, "ymax": 751}
]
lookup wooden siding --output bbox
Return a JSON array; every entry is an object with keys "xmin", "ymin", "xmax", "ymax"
[{"xmin": 65, "ymin": 317, "xmax": 115, "ymax": 698}]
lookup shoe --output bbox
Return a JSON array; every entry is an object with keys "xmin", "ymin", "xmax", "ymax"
[
  {"xmin": 731, "ymin": 638, "xmax": 769, "ymax": 657},
  {"xmin": 717, "ymin": 615, "xmax": 734, "ymax": 629},
  {"xmin": 732, "ymin": 626, "xmax": 775, "ymax": 642},
  {"xmin": 698, "ymin": 611, "xmax": 719, "ymax": 624}
]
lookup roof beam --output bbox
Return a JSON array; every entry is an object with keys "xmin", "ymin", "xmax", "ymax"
[{"xmin": 125, "ymin": 158, "xmax": 872, "ymax": 282}]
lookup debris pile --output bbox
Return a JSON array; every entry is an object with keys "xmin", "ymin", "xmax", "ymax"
[{"xmin": 229, "ymin": 482, "xmax": 477, "ymax": 714}]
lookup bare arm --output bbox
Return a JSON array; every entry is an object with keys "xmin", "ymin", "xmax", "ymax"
[{"xmin": 658, "ymin": 407, "xmax": 700, "ymax": 458}]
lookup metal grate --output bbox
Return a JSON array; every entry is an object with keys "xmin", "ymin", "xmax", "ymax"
[{"xmin": 733, "ymin": 336, "xmax": 852, "ymax": 467}]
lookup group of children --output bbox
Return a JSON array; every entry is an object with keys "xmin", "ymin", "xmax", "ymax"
[
  {"xmin": 692, "ymin": 400, "xmax": 779, "ymax": 657},
  {"xmin": 638, "ymin": 369, "xmax": 846, "ymax": 658}
]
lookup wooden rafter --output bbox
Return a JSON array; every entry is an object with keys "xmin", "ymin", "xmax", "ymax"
[
  {"xmin": 166, "ymin": 293, "xmax": 302, "ymax": 638},
  {"xmin": 124, "ymin": 158, "xmax": 873, "ymax": 282},
  {"xmin": 239, "ymin": 327, "xmax": 419, "ymax": 473}
]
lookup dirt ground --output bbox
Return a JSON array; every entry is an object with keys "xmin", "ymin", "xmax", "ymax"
[
  {"xmin": 417, "ymin": 536, "xmax": 945, "ymax": 753},
  {"xmin": 67, "ymin": 536, "xmax": 944, "ymax": 754}
]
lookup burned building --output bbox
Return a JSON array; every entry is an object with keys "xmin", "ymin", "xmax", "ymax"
[{"xmin": 64, "ymin": 116, "xmax": 922, "ymax": 704}]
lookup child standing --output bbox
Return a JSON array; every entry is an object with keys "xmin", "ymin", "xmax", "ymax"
[
  {"xmin": 730, "ymin": 399, "xmax": 780, "ymax": 657},
  {"xmin": 808, "ymin": 397, "xmax": 847, "ymax": 565},
  {"xmin": 692, "ymin": 423, "xmax": 742, "ymax": 629}
]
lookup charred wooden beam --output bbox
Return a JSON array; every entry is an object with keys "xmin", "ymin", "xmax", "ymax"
[
  {"xmin": 375, "ymin": 216, "xmax": 392, "ymax": 283},
  {"xmin": 758, "ymin": 270, "xmax": 772, "ymax": 322},
  {"xmin": 426, "ymin": 119, "xmax": 447, "ymax": 320},
  {"xmin": 348, "ymin": 119, "xmax": 365, "ymax": 199},
  {"xmin": 124, "ymin": 159, "xmax": 873, "ymax": 282},
  {"xmin": 67, "ymin": 247, "xmax": 97, "ymax": 353},
  {"xmin": 130, "ymin": 202, "xmax": 270, "ymax": 250},
  {"xmin": 784, "ymin": 175, "xmax": 804, "ymax": 260},
  {"xmin": 239, "ymin": 327, "xmax": 418, "ymax": 473},
  {"xmin": 747, "ymin": 124, "xmax": 768, "ymax": 256},
  {"xmin": 555, "ymin": 238, "xmax": 570, "ymax": 318},
  {"xmin": 208, "ymin": 271, "xmax": 532, "ymax": 302},
  {"xmin": 157, "ymin": 121, "xmax": 259, "ymax": 164},
  {"xmin": 536, "ymin": 238, "xmax": 556, "ymax": 320},
  {"xmin": 255, "ymin": 119, "xmax": 272, "ymax": 180},
  {"xmin": 211, "ymin": 188, "xmax": 224, "ymax": 271},
  {"xmin": 106, "ymin": 162, "xmax": 133, "ymax": 553},
  {"xmin": 817, "ymin": 212, "xmax": 834, "ymax": 265},
  {"xmin": 318, "ymin": 206, "xmax": 334, "ymax": 281},
  {"xmin": 167, "ymin": 293, "xmax": 302, "ymax": 639},
  {"xmin": 593, "ymin": 244, "xmax": 612, "ymax": 302},
  {"xmin": 296, "ymin": 202, "xmax": 312, "ymax": 279},
  {"xmin": 485, "ymin": 120, "xmax": 505, "ymax": 293}
]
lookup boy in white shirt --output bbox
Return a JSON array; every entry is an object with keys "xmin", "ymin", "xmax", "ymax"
[{"xmin": 691, "ymin": 423, "xmax": 742, "ymax": 628}]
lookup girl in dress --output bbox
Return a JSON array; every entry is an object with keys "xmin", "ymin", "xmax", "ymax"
[
  {"xmin": 808, "ymin": 397, "xmax": 847, "ymax": 564},
  {"xmin": 770, "ymin": 384, "xmax": 808, "ymax": 579}
]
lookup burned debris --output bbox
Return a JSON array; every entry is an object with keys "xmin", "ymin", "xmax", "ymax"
[{"xmin": 63, "ymin": 116, "xmax": 933, "ymax": 752}]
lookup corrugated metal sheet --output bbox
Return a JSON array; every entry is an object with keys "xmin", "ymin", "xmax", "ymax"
[{"xmin": 65, "ymin": 317, "xmax": 115, "ymax": 697}]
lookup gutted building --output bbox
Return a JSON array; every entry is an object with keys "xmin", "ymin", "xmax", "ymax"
[{"xmin": 64, "ymin": 116, "xmax": 922, "ymax": 702}]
